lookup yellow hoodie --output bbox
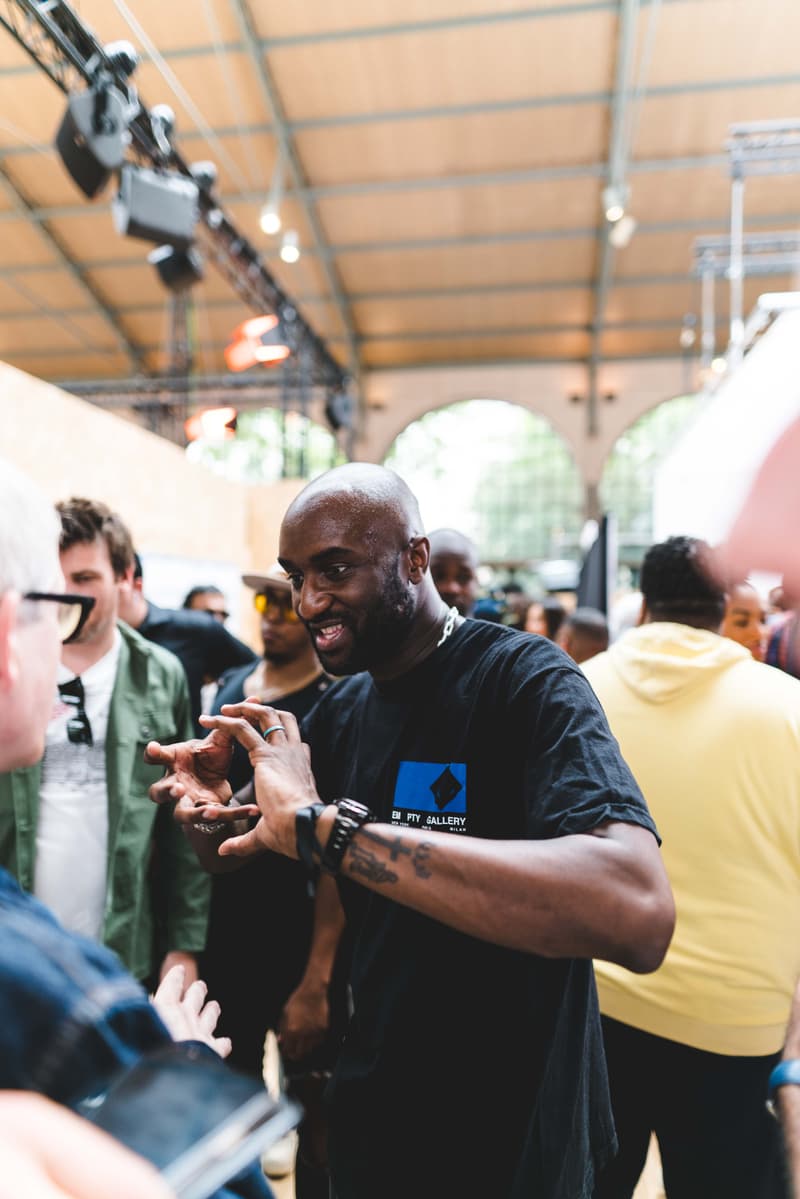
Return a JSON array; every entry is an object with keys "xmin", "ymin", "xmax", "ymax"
[{"xmin": 583, "ymin": 622, "xmax": 800, "ymax": 1056}]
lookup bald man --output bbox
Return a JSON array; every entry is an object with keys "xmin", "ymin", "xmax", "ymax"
[
  {"xmin": 427, "ymin": 527, "xmax": 480, "ymax": 616},
  {"xmin": 149, "ymin": 463, "xmax": 674, "ymax": 1199}
]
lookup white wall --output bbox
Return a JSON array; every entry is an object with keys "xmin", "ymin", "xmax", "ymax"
[{"xmin": 653, "ymin": 311, "xmax": 800, "ymax": 545}]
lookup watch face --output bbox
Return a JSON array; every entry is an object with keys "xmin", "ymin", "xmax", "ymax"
[{"xmin": 337, "ymin": 798, "xmax": 372, "ymax": 822}]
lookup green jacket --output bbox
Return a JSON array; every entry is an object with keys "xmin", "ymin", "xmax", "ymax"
[{"xmin": 0, "ymin": 622, "xmax": 210, "ymax": 980}]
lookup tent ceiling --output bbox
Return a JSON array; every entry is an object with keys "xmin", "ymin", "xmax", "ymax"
[{"xmin": 0, "ymin": 0, "xmax": 798, "ymax": 387}]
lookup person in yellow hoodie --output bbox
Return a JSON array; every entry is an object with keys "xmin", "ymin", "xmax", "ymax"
[{"xmin": 583, "ymin": 535, "xmax": 800, "ymax": 1199}]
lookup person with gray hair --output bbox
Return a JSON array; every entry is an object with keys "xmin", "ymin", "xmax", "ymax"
[
  {"xmin": 0, "ymin": 493, "xmax": 209, "ymax": 988},
  {"xmin": 0, "ymin": 459, "xmax": 274, "ymax": 1199}
]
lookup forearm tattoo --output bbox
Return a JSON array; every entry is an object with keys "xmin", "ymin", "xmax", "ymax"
[{"xmin": 347, "ymin": 826, "xmax": 433, "ymax": 884}]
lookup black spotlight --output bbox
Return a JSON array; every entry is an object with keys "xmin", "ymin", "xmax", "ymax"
[
  {"xmin": 54, "ymin": 40, "xmax": 139, "ymax": 200},
  {"xmin": 148, "ymin": 245, "xmax": 205, "ymax": 292},
  {"xmin": 112, "ymin": 164, "xmax": 200, "ymax": 249},
  {"xmin": 55, "ymin": 85, "xmax": 132, "ymax": 198}
]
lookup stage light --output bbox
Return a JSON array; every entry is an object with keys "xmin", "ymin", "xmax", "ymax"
[
  {"xmin": 148, "ymin": 244, "xmax": 204, "ymax": 292},
  {"xmin": 149, "ymin": 103, "xmax": 175, "ymax": 156},
  {"xmin": 54, "ymin": 41, "xmax": 139, "ymax": 200},
  {"xmin": 112, "ymin": 163, "xmax": 200, "ymax": 249},
  {"xmin": 98, "ymin": 40, "xmax": 139, "ymax": 78},
  {"xmin": 279, "ymin": 230, "xmax": 300, "ymax": 263},
  {"xmin": 190, "ymin": 160, "xmax": 218, "ymax": 193},
  {"xmin": 55, "ymin": 86, "xmax": 133, "ymax": 198},
  {"xmin": 184, "ymin": 406, "xmax": 238, "ymax": 442},
  {"xmin": 224, "ymin": 314, "xmax": 291, "ymax": 372}
]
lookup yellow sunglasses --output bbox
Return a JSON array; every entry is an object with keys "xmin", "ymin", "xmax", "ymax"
[{"xmin": 253, "ymin": 592, "xmax": 300, "ymax": 623}]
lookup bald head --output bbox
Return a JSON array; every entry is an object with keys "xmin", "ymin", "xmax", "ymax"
[
  {"xmin": 286, "ymin": 463, "xmax": 423, "ymax": 544},
  {"xmin": 428, "ymin": 528, "xmax": 479, "ymax": 616},
  {"xmin": 279, "ymin": 464, "xmax": 444, "ymax": 677}
]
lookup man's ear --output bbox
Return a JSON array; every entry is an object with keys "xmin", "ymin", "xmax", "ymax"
[
  {"xmin": 407, "ymin": 535, "xmax": 430, "ymax": 584},
  {"xmin": 116, "ymin": 563, "xmax": 135, "ymax": 596},
  {"xmin": 0, "ymin": 591, "xmax": 20, "ymax": 693},
  {"xmin": 637, "ymin": 598, "xmax": 648, "ymax": 626}
]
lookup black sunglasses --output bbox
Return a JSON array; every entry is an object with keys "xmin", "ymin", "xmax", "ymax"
[
  {"xmin": 58, "ymin": 676, "xmax": 93, "ymax": 746},
  {"xmin": 23, "ymin": 592, "xmax": 95, "ymax": 644}
]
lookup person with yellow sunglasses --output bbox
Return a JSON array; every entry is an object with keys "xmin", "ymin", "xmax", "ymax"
[{"xmin": 200, "ymin": 564, "xmax": 347, "ymax": 1199}]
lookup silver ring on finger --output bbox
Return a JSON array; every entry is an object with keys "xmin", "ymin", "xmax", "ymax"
[{"xmin": 262, "ymin": 723, "xmax": 286, "ymax": 741}]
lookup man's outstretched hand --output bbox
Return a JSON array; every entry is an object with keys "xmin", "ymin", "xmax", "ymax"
[{"xmin": 145, "ymin": 729, "xmax": 236, "ymax": 819}]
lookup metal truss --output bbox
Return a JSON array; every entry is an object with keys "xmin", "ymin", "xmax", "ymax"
[
  {"xmin": 0, "ymin": 0, "xmax": 348, "ymax": 402},
  {"xmin": 724, "ymin": 120, "xmax": 800, "ymax": 365},
  {"xmin": 692, "ymin": 228, "xmax": 800, "ymax": 372}
]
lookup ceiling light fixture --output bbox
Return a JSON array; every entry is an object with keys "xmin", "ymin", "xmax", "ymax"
[
  {"xmin": 279, "ymin": 229, "xmax": 300, "ymax": 264},
  {"xmin": 679, "ymin": 313, "xmax": 697, "ymax": 350},
  {"xmin": 260, "ymin": 150, "xmax": 285, "ymax": 236},
  {"xmin": 260, "ymin": 205, "xmax": 281, "ymax": 235},
  {"xmin": 602, "ymin": 184, "xmax": 629, "ymax": 224},
  {"xmin": 608, "ymin": 213, "xmax": 637, "ymax": 249}
]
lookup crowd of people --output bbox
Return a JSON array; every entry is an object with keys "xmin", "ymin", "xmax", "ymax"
[{"xmin": 2, "ymin": 447, "xmax": 800, "ymax": 1199}]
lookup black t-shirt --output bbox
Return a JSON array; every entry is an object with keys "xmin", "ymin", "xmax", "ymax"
[
  {"xmin": 201, "ymin": 665, "xmax": 337, "ymax": 1076},
  {"xmin": 303, "ymin": 619, "xmax": 657, "ymax": 1199},
  {"xmin": 139, "ymin": 603, "xmax": 257, "ymax": 731}
]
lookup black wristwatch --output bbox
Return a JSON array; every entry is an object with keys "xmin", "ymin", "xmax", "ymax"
[
  {"xmin": 295, "ymin": 802, "xmax": 326, "ymax": 876},
  {"xmin": 320, "ymin": 798, "xmax": 375, "ymax": 875}
]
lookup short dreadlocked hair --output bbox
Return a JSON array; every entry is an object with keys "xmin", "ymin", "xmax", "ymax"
[
  {"xmin": 640, "ymin": 535, "xmax": 725, "ymax": 629},
  {"xmin": 56, "ymin": 497, "xmax": 134, "ymax": 580}
]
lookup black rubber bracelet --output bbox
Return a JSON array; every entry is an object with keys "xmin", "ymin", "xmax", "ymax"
[{"xmin": 295, "ymin": 802, "xmax": 326, "ymax": 876}]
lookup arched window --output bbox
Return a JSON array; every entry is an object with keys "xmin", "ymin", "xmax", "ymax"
[
  {"xmin": 384, "ymin": 399, "xmax": 583, "ymax": 567},
  {"xmin": 185, "ymin": 408, "xmax": 345, "ymax": 482},
  {"xmin": 599, "ymin": 393, "xmax": 703, "ymax": 568}
]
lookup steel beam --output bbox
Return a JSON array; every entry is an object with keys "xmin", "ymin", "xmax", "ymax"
[
  {"xmin": 1, "ymin": 313, "xmax": 726, "ymax": 367},
  {"xmin": 588, "ymin": 0, "xmax": 640, "ymax": 437},
  {"xmin": 0, "ymin": 153, "xmax": 730, "ymax": 228},
  {"xmin": 0, "ymin": 161, "xmax": 144, "ymax": 369},
  {"xmin": 227, "ymin": 0, "xmax": 361, "ymax": 394},
  {"xmin": 5, "ymin": 208, "xmax": 800, "ymax": 277},
  {"xmin": 2, "ymin": 73, "xmax": 798, "ymax": 146},
  {"xmin": 258, "ymin": 0, "xmax": 679, "ymax": 48},
  {"xmin": 53, "ymin": 348, "xmax": 690, "ymax": 398}
]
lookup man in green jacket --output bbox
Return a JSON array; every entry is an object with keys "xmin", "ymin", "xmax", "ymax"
[{"xmin": 0, "ymin": 496, "xmax": 209, "ymax": 985}]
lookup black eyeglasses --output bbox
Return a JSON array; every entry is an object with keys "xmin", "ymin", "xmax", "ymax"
[
  {"xmin": 58, "ymin": 676, "xmax": 93, "ymax": 746},
  {"xmin": 23, "ymin": 593, "xmax": 95, "ymax": 644}
]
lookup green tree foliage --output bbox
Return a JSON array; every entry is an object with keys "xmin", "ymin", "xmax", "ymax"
[
  {"xmin": 385, "ymin": 400, "xmax": 583, "ymax": 565},
  {"xmin": 185, "ymin": 408, "xmax": 344, "ymax": 482},
  {"xmin": 600, "ymin": 393, "xmax": 702, "ymax": 559}
]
